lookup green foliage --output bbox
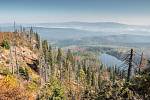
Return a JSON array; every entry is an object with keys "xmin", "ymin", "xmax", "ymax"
[
  {"xmin": 1, "ymin": 31, "xmax": 149, "ymax": 100},
  {"xmin": 57, "ymin": 48, "xmax": 62, "ymax": 64},
  {"xmin": 79, "ymin": 68, "xmax": 86, "ymax": 85},
  {"xmin": 82, "ymin": 59, "xmax": 87, "ymax": 74},
  {"xmin": 86, "ymin": 67, "xmax": 91, "ymax": 85},
  {"xmin": 48, "ymin": 45, "xmax": 53, "ymax": 66},
  {"xmin": 99, "ymin": 64, "xmax": 104, "ymax": 71},
  {"xmin": 38, "ymin": 76, "xmax": 65, "ymax": 100},
  {"xmin": 35, "ymin": 32, "xmax": 40, "ymax": 49},
  {"xmin": 96, "ymin": 80, "xmax": 141, "ymax": 100},
  {"xmin": 91, "ymin": 71, "xmax": 95, "ymax": 86},
  {"xmin": 81, "ymin": 88, "xmax": 96, "ymax": 99},
  {"xmin": 26, "ymin": 81, "xmax": 38, "ymax": 92},
  {"xmin": 42, "ymin": 40, "xmax": 49, "ymax": 60},
  {"xmin": 131, "ymin": 72, "xmax": 150, "ymax": 99},
  {"xmin": 50, "ymin": 79, "xmax": 65, "ymax": 100},
  {"xmin": 1, "ymin": 40, "xmax": 10, "ymax": 49},
  {"xmin": 19, "ymin": 67, "xmax": 29, "ymax": 80},
  {"xmin": 0, "ymin": 65, "xmax": 11, "ymax": 75},
  {"xmin": 50, "ymin": 86, "xmax": 65, "ymax": 100},
  {"xmin": 66, "ymin": 49, "xmax": 73, "ymax": 63},
  {"xmin": 109, "ymin": 66, "xmax": 116, "ymax": 83},
  {"xmin": 0, "ymin": 75, "xmax": 29, "ymax": 99}
]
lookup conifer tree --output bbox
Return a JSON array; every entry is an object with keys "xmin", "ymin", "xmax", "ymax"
[
  {"xmin": 40, "ymin": 40, "xmax": 49, "ymax": 83},
  {"xmin": 35, "ymin": 32, "xmax": 40, "ymax": 49},
  {"xmin": 79, "ymin": 67, "xmax": 86, "ymax": 85},
  {"xmin": 82, "ymin": 59, "xmax": 87, "ymax": 74},
  {"xmin": 66, "ymin": 49, "xmax": 73, "ymax": 63},
  {"xmin": 86, "ymin": 67, "xmax": 91, "ymax": 85},
  {"xmin": 98, "ymin": 72, "xmax": 101, "ymax": 90},
  {"xmin": 42, "ymin": 40, "xmax": 48, "ymax": 61},
  {"xmin": 29, "ymin": 27, "xmax": 33, "ymax": 43},
  {"xmin": 57, "ymin": 48, "xmax": 62, "ymax": 64},
  {"xmin": 76, "ymin": 61, "xmax": 81, "ymax": 82},
  {"xmin": 48, "ymin": 45, "xmax": 53, "ymax": 65},
  {"xmin": 91, "ymin": 71, "xmax": 95, "ymax": 87}
]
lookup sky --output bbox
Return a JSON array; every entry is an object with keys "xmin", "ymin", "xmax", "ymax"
[{"xmin": 0, "ymin": 0, "xmax": 150, "ymax": 25}]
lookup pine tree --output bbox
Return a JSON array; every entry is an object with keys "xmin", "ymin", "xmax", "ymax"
[
  {"xmin": 100, "ymin": 64, "xmax": 103, "ymax": 71},
  {"xmin": 42, "ymin": 40, "xmax": 48, "ymax": 61},
  {"xmin": 76, "ymin": 61, "xmax": 81, "ymax": 82},
  {"xmin": 48, "ymin": 45, "xmax": 53, "ymax": 66},
  {"xmin": 82, "ymin": 59, "xmax": 87, "ymax": 74},
  {"xmin": 66, "ymin": 49, "xmax": 73, "ymax": 63},
  {"xmin": 57, "ymin": 48, "xmax": 62, "ymax": 64},
  {"xmin": 79, "ymin": 67, "xmax": 86, "ymax": 85},
  {"xmin": 40, "ymin": 40, "xmax": 49, "ymax": 83},
  {"xmin": 29, "ymin": 27, "xmax": 33, "ymax": 43},
  {"xmin": 91, "ymin": 71, "xmax": 95, "ymax": 87},
  {"xmin": 35, "ymin": 32, "xmax": 40, "ymax": 49},
  {"xmin": 86, "ymin": 67, "xmax": 91, "ymax": 85},
  {"xmin": 98, "ymin": 72, "xmax": 101, "ymax": 90}
]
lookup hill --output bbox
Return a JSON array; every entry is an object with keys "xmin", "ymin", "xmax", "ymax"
[{"xmin": 0, "ymin": 27, "xmax": 150, "ymax": 99}]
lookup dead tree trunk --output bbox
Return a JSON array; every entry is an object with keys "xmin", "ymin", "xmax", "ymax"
[
  {"xmin": 139, "ymin": 52, "xmax": 144, "ymax": 73},
  {"xmin": 9, "ymin": 45, "xmax": 14, "ymax": 74},
  {"xmin": 127, "ymin": 49, "xmax": 133, "ymax": 82}
]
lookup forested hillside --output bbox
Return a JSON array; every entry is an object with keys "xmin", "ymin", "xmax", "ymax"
[{"xmin": 0, "ymin": 27, "xmax": 150, "ymax": 100}]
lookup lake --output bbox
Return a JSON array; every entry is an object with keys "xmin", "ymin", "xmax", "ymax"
[{"xmin": 99, "ymin": 53, "xmax": 123, "ymax": 67}]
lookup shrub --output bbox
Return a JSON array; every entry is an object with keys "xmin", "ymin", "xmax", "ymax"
[
  {"xmin": 19, "ymin": 67, "xmax": 29, "ymax": 80},
  {"xmin": 38, "ymin": 76, "xmax": 65, "ymax": 100},
  {"xmin": 26, "ymin": 81, "xmax": 38, "ymax": 92},
  {"xmin": 96, "ymin": 80, "xmax": 141, "ymax": 100},
  {"xmin": 0, "ymin": 66, "xmax": 11, "ymax": 75},
  {"xmin": 0, "ymin": 75, "xmax": 28, "ymax": 100},
  {"xmin": 1, "ymin": 40, "xmax": 10, "ymax": 49},
  {"xmin": 131, "ymin": 72, "xmax": 150, "ymax": 99}
]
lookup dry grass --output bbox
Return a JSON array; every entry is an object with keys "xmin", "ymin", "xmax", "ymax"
[{"xmin": 0, "ymin": 32, "xmax": 13, "ymax": 43}]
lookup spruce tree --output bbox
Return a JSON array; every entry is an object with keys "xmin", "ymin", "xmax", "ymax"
[
  {"xmin": 91, "ymin": 71, "xmax": 95, "ymax": 86},
  {"xmin": 42, "ymin": 40, "xmax": 48, "ymax": 61},
  {"xmin": 57, "ymin": 48, "xmax": 62, "ymax": 64},
  {"xmin": 86, "ymin": 67, "xmax": 91, "ymax": 85},
  {"xmin": 98, "ymin": 72, "xmax": 101, "ymax": 90},
  {"xmin": 82, "ymin": 59, "xmax": 87, "ymax": 74},
  {"xmin": 66, "ymin": 49, "xmax": 73, "ymax": 63},
  {"xmin": 29, "ymin": 27, "xmax": 33, "ymax": 43},
  {"xmin": 48, "ymin": 45, "xmax": 53, "ymax": 66},
  {"xmin": 35, "ymin": 32, "xmax": 40, "ymax": 49}
]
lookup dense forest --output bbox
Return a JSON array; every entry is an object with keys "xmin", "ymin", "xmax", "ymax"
[{"xmin": 0, "ymin": 26, "xmax": 150, "ymax": 100}]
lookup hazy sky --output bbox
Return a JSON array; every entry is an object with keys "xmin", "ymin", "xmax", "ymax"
[{"xmin": 0, "ymin": 0, "xmax": 150, "ymax": 25}]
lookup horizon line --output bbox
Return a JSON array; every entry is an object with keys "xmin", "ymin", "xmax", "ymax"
[{"xmin": 0, "ymin": 21, "xmax": 149, "ymax": 26}]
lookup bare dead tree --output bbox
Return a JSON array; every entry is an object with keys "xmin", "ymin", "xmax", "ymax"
[
  {"xmin": 127, "ymin": 49, "xmax": 133, "ymax": 82},
  {"xmin": 9, "ymin": 43, "xmax": 14, "ymax": 74},
  {"xmin": 138, "ymin": 52, "xmax": 144, "ymax": 73}
]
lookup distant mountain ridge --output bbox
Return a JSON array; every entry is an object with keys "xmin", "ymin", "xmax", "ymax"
[
  {"xmin": 1, "ymin": 22, "xmax": 150, "ymax": 43},
  {"xmin": 1, "ymin": 21, "xmax": 150, "ymax": 29}
]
